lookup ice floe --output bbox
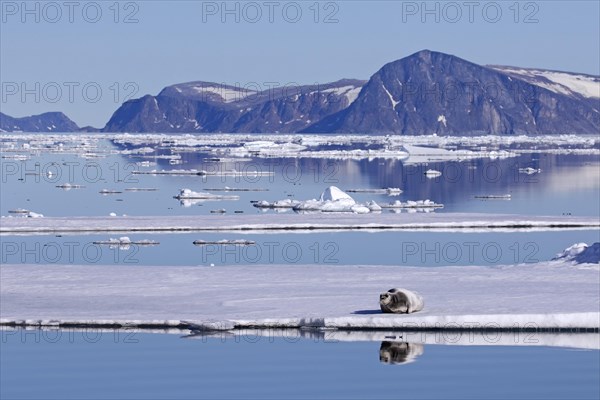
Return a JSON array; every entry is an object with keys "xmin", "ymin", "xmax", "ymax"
[
  {"xmin": 2, "ymin": 134, "xmax": 598, "ymax": 164},
  {"xmin": 193, "ymin": 239, "xmax": 256, "ymax": 246},
  {"xmin": 254, "ymin": 186, "xmax": 387, "ymax": 214},
  {"xmin": 1, "ymin": 213, "xmax": 596, "ymax": 234},
  {"xmin": 1, "ymin": 246, "xmax": 598, "ymax": 331},
  {"xmin": 474, "ymin": 194, "xmax": 512, "ymax": 200},
  {"xmin": 55, "ymin": 183, "xmax": 85, "ymax": 190},
  {"xmin": 519, "ymin": 167, "xmax": 542, "ymax": 174},
  {"xmin": 424, "ymin": 169, "xmax": 442, "ymax": 178},
  {"xmin": 93, "ymin": 237, "xmax": 160, "ymax": 247},
  {"xmin": 174, "ymin": 188, "xmax": 240, "ymax": 201},
  {"xmin": 553, "ymin": 242, "xmax": 600, "ymax": 265},
  {"xmin": 6, "ymin": 209, "xmax": 44, "ymax": 218},
  {"xmin": 379, "ymin": 199, "xmax": 443, "ymax": 209},
  {"xmin": 346, "ymin": 188, "xmax": 402, "ymax": 196}
]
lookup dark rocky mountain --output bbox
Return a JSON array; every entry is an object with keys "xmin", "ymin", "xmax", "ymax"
[
  {"xmin": 103, "ymin": 79, "xmax": 366, "ymax": 133},
  {"xmin": 4, "ymin": 50, "xmax": 599, "ymax": 134},
  {"xmin": 303, "ymin": 50, "xmax": 600, "ymax": 135},
  {"xmin": 0, "ymin": 112, "xmax": 79, "ymax": 133}
]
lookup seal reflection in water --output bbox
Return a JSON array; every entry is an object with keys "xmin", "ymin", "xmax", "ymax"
[
  {"xmin": 379, "ymin": 341, "xmax": 424, "ymax": 365},
  {"xmin": 379, "ymin": 288, "xmax": 424, "ymax": 313}
]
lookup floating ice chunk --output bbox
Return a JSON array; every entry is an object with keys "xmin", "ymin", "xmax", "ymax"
[
  {"xmin": 294, "ymin": 199, "xmax": 326, "ymax": 211},
  {"xmin": 253, "ymin": 199, "xmax": 301, "ymax": 209},
  {"xmin": 380, "ymin": 199, "xmax": 443, "ymax": 209},
  {"xmin": 99, "ymin": 189, "xmax": 122, "ymax": 194},
  {"xmin": 124, "ymin": 188, "xmax": 159, "ymax": 192},
  {"xmin": 519, "ymin": 167, "xmax": 541, "ymax": 174},
  {"xmin": 474, "ymin": 194, "xmax": 512, "ymax": 200},
  {"xmin": 239, "ymin": 141, "xmax": 307, "ymax": 155},
  {"xmin": 553, "ymin": 243, "xmax": 600, "ymax": 264},
  {"xmin": 319, "ymin": 186, "xmax": 355, "ymax": 202},
  {"xmin": 366, "ymin": 201, "xmax": 382, "ymax": 212},
  {"xmin": 8, "ymin": 208, "xmax": 30, "ymax": 214},
  {"xmin": 350, "ymin": 204, "xmax": 371, "ymax": 214},
  {"xmin": 424, "ymin": 169, "xmax": 442, "ymax": 178},
  {"xmin": 174, "ymin": 189, "xmax": 239, "ymax": 200},
  {"xmin": 193, "ymin": 239, "xmax": 255, "ymax": 246},
  {"xmin": 346, "ymin": 188, "xmax": 402, "ymax": 196},
  {"xmin": 93, "ymin": 237, "xmax": 159, "ymax": 247},
  {"xmin": 256, "ymin": 187, "xmax": 382, "ymax": 214},
  {"xmin": 56, "ymin": 183, "xmax": 85, "ymax": 190}
]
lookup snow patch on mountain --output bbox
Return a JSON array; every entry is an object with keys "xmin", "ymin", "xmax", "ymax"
[
  {"xmin": 382, "ymin": 83, "xmax": 399, "ymax": 109},
  {"xmin": 190, "ymin": 85, "xmax": 256, "ymax": 102},
  {"xmin": 493, "ymin": 66, "xmax": 600, "ymax": 99}
]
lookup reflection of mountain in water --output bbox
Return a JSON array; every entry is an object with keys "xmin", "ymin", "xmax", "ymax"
[{"xmin": 379, "ymin": 341, "xmax": 424, "ymax": 365}]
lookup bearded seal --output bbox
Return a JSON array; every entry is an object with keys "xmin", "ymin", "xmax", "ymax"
[
  {"xmin": 379, "ymin": 341, "xmax": 424, "ymax": 365},
  {"xmin": 379, "ymin": 288, "xmax": 424, "ymax": 314}
]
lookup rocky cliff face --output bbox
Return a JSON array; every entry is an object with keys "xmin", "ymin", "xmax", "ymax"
[
  {"xmin": 103, "ymin": 79, "xmax": 366, "ymax": 133},
  {"xmin": 303, "ymin": 50, "xmax": 600, "ymax": 135}
]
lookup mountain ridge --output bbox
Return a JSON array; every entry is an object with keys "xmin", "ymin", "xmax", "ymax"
[
  {"xmin": 0, "ymin": 112, "xmax": 80, "ymax": 133},
  {"xmin": 2, "ymin": 50, "xmax": 598, "ymax": 134}
]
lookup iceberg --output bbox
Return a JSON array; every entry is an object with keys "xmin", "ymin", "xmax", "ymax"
[
  {"xmin": 174, "ymin": 188, "xmax": 240, "ymax": 201},
  {"xmin": 553, "ymin": 242, "xmax": 600, "ymax": 265}
]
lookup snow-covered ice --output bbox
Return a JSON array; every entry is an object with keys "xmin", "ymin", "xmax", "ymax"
[
  {"xmin": 379, "ymin": 199, "xmax": 443, "ymax": 209},
  {"xmin": 424, "ymin": 169, "xmax": 442, "ymax": 178},
  {"xmin": 519, "ymin": 167, "xmax": 542, "ymax": 174},
  {"xmin": 1, "ymin": 213, "xmax": 597, "ymax": 234},
  {"xmin": 553, "ymin": 242, "xmax": 600, "ymax": 264},
  {"xmin": 1, "ymin": 253, "xmax": 598, "ymax": 331},
  {"xmin": 174, "ymin": 188, "xmax": 240, "ymax": 201},
  {"xmin": 346, "ymin": 188, "xmax": 402, "ymax": 196},
  {"xmin": 255, "ymin": 187, "xmax": 439, "ymax": 214}
]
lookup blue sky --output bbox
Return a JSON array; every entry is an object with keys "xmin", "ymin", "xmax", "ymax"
[{"xmin": 1, "ymin": 0, "xmax": 599, "ymax": 127}]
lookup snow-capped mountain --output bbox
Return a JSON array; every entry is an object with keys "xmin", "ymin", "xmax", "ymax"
[
  {"xmin": 102, "ymin": 79, "xmax": 366, "ymax": 133},
  {"xmin": 3, "ymin": 50, "xmax": 599, "ymax": 134},
  {"xmin": 304, "ymin": 50, "xmax": 600, "ymax": 135},
  {"xmin": 0, "ymin": 112, "xmax": 79, "ymax": 133}
]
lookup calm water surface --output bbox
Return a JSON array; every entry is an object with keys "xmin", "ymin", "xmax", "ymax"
[
  {"xmin": 1, "ymin": 329, "xmax": 599, "ymax": 400},
  {"xmin": 2, "ymin": 230, "xmax": 599, "ymax": 267}
]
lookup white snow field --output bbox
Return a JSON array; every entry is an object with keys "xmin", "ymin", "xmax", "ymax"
[
  {"xmin": 1, "ymin": 257, "xmax": 598, "ymax": 332},
  {"xmin": 1, "ymin": 213, "xmax": 597, "ymax": 234}
]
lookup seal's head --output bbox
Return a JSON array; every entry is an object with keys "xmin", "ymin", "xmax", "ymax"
[
  {"xmin": 380, "ymin": 288, "xmax": 411, "ymax": 313},
  {"xmin": 379, "ymin": 291, "xmax": 393, "ymax": 305}
]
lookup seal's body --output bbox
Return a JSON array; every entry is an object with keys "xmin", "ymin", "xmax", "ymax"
[{"xmin": 379, "ymin": 288, "xmax": 424, "ymax": 314}]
